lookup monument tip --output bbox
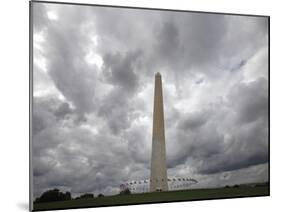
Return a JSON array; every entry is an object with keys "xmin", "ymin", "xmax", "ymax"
[{"xmin": 156, "ymin": 72, "xmax": 161, "ymax": 76}]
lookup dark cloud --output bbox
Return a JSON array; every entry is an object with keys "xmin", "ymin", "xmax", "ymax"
[
  {"xmin": 32, "ymin": 113, "xmax": 46, "ymax": 135},
  {"xmin": 166, "ymin": 78, "xmax": 268, "ymax": 174},
  {"xmin": 229, "ymin": 77, "xmax": 268, "ymax": 124},
  {"xmin": 32, "ymin": 2, "xmax": 268, "ymax": 197},
  {"xmin": 97, "ymin": 50, "xmax": 145, "ymax": 134},
  {"xmin": 103, "ymin": 50, "xmax": 142, "ymax": 93},
  {"xmin": 54, "ymin": 102, "xmax": 73, "ymax": 119},
  {"xmin": 230, "ymin": 59, "xmax": 247, "ymax": 72},
  {"xmin": 126, "ymin": 123, "xmax": 151, "ymax": 165},
  {"xmin": 34, "ymin": 3, "xmax": 98, "ymax": 119},
  {"xmin": 177, "ymin": 110, "xmax": 211, "ymax": 131},
  {"xmin": 97, "ymin": 88, "xmax": 132, "ymax": 134},
  {"xmin": 154, "ymin": 21, "xmax": 181, "ymax": 66},
  {"xmin": 32, "ymin": 2, "xmax": 49, "ymax": 32},
  {"xmin": 166, "ymin": 117, "xmax": 225, "ymax": 170}
]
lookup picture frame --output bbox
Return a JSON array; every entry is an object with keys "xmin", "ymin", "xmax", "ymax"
[{"xmin": 30, "ymin": 1, "xmax": 270, "ymax": 211}]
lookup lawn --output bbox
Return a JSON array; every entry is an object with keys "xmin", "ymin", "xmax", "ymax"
[{"xmin": 33, "ymin": 184, "xmax": 269, "ymax": 211}]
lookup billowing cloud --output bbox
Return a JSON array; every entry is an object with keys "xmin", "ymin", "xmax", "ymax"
[{"xmin": 32, "ymin": 2, "xmax": 268, "ymax": 198}]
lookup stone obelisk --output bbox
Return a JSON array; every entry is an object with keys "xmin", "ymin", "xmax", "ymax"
[{"xmin": 150, "ymin": 72, "xmax": 168, "ymax": 192}]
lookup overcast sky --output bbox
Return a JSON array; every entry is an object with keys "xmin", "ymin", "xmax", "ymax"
[{"xmin": 32, "ymin": 2, "xmax": 268, "ymax": 197}]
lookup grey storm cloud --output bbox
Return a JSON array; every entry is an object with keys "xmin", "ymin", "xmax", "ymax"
[
  {"xmin": 177, "ymin": 110, "xmax": 211, "ymax": 131},
  {"xmin": 32, "ymin": 2, "xmax": 268, "ymax": 197},
  {"xmin": 166, "ymin": 77, "xmax": 268, "ymax": 174},
  {"xmin": 35, "ymin": 4, "xmax": 98, "ymax": 119},
  {"xmin": 229, "ymin": 77, "xmax": 268, "ymax": 124},
  {"xmin": 98, "ymin": 50, "xmax": 144, "ymax": 134},
  {"xmin": 103, "ymin": 50, "xmax": 142, "ymax": 92}
]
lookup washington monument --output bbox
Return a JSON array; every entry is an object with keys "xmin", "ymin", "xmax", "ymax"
[{"xmin": 150, "ymin": 72, "xmax": 168, "ymax": 192}]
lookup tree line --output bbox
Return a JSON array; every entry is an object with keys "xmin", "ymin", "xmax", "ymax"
[{"xmin": 34, "ymin": 187, "xmax": 131, "ymax": 203}]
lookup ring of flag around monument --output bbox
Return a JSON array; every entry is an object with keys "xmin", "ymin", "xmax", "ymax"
[{"xmin": 120, "ymin": 177, "xmax": 198, "ymax": 193}]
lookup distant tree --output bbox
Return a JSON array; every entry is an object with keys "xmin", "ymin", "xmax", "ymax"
[
  {"xmin": 77, "ymin": 193, "xmax": 94, "ymax": 199},
  {"xmin": 34, "ymin": 188, "xmax": 72, "ymax": 203},
  {"xmin": 34, "ymin": 197, "xmax": 40, "ymax": 203},
  {"xmin": 255, "ymin": 182, "xmax": 269, "ymax": 187},
  {"xmin": 98, "ymin": 193, "xmax": 104, "ymax": 197},
  {"xmin": 65, "ymin": 192, "xmax": 71, "ymax": 199},
  {"xmin": 120, "ymin": 188, "xmax": 131, "ymax": 195}
]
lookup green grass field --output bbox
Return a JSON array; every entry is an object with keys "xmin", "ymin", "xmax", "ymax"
[{"xmin": 33, "ymin": 184, "xmax": 269, "ymax": 211}]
